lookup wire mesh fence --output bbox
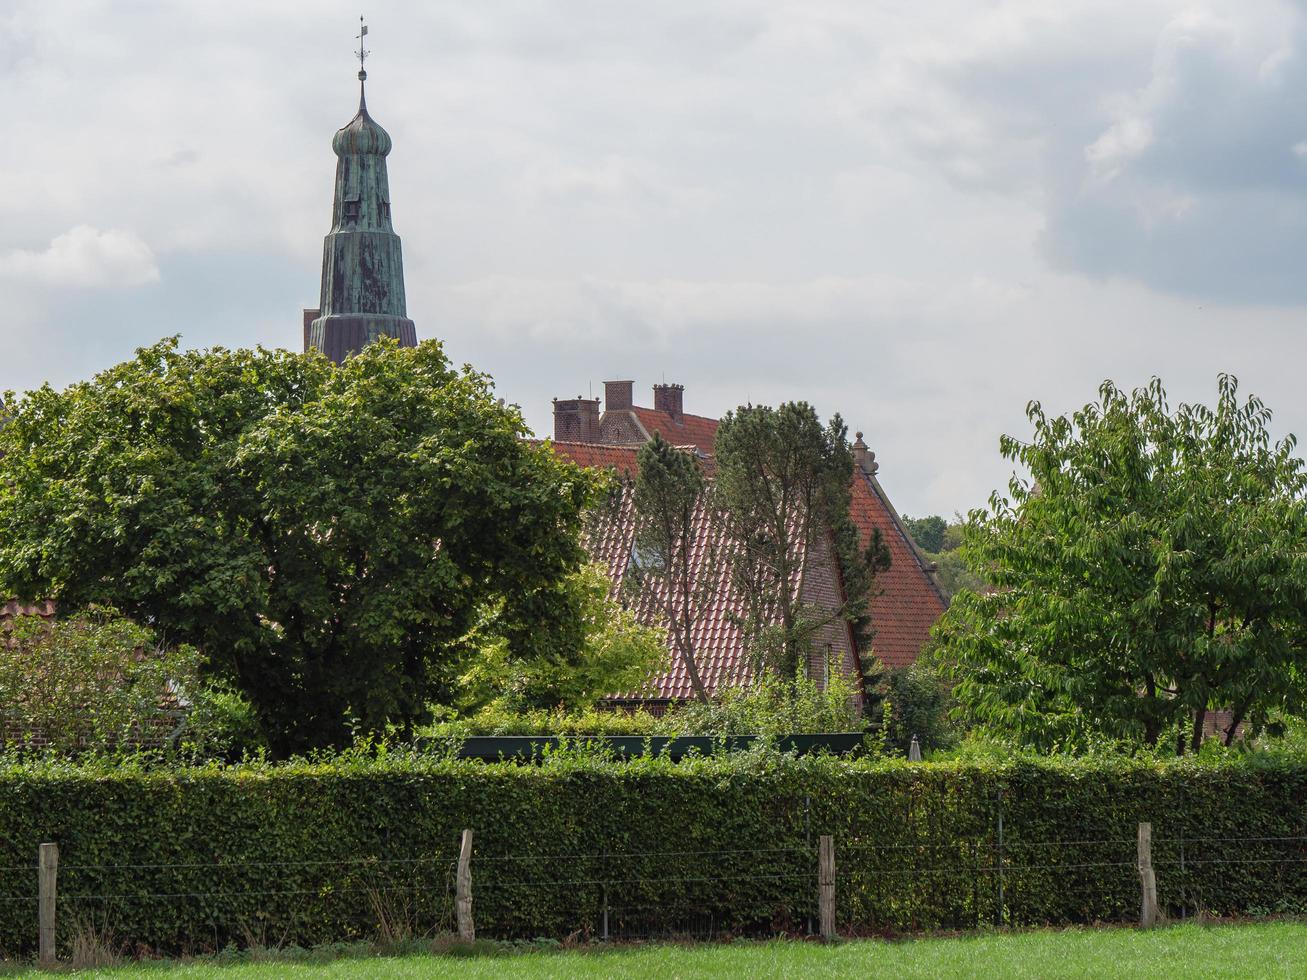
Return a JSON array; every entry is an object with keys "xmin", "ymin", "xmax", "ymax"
[{"xmin": 4, "ymin": 829, "xmax": 1307, "ymax": 956}]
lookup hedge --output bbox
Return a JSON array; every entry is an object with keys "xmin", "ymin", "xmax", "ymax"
[{"xmin": 0, "ymin": 748, "xmax": 1304, "ymax": 955}]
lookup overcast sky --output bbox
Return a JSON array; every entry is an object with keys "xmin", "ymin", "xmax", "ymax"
[{"xmin": 4, "ymin": 1, "xmax": 1307, "ymax": 517}]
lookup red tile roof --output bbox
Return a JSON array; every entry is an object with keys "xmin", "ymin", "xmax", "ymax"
[
  {"xmin": 850, "ymin": 470, "xmax": 949, "ymax": 667},
  {"xmin": 1, "ymin": 600, "xmax": 56, "ymax": 621},
  {"xmin": 629, "ymin": 408, "xmax": 720, "ymax": 452},
  {"xmin": 598, "ymin": 402, "xmax": 947, "ymax": 669},
  {"xmin": 545, "ymin": 441, "xmax": 641, "ymax": 475},
  {"xmin": 550, "ymin": 407, "xmax": 948, "ymax": 699},
  {"xmin": 572, "ymin": 477, "xmax": 758, "ymax": 700}
]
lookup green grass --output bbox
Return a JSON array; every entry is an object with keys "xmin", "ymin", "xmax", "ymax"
[{"xmin": 13, "ymin": 921, "xmax": 1306, "ymax": 979}]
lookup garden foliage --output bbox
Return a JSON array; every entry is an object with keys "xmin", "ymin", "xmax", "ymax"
[
  {"xmin": 0, "ymin": 750, "xmax": 1303, "ymax": 954},
  {"xmin": 0, "ymin": 338, "xmax": 599, "ymax": 755},
  {"xmin": 457, "ymin": 563, "xmax": 668, "ymax": 712},
  {"xmin": 0, "ymin": 609, "xmax": 199, "ymax": 754},
  {"xmin": 936, "ymin": 376, "xmax": 1307, "ymax": 753}
]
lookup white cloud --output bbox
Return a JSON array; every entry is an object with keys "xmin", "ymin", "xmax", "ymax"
[
  {"xmin": 1086, "ymin": 116, "xmax": 1154, "ymax": 181},
  {"xmin": 0, "ymin": 226, "xmax": 160, "ymax": 288},
  {"xmin": 5, "ymin": 1, "xmax": 1307, "ymax": 516}
]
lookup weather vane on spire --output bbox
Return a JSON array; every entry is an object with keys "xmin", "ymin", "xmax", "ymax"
[{"xmin": 355, "ymin": 15, "xmax": 370, "ymax": 81}]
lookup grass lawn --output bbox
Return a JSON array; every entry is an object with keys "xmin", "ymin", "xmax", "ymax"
[{"xmin": 11, "ymin": 921, "xmax": 1302, "ymax": 979}]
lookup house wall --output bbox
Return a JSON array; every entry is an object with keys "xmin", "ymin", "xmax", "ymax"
[{"xmin": 798, "ymin": 531, "xmax": 861, "ymax": 704}]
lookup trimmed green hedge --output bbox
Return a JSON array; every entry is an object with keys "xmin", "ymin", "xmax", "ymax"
[{"xmin": 0, "ymin": 749, "xmax": 1304, "ymax": 955}]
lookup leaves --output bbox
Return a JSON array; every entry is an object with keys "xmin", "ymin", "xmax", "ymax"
[
  {"xmin": 0, "ymin": 608, "xmax": 198, "ymax": 754},
  {"xmin": 0, "ymin": 338, "xmax": 601, "ymax": 755},
  {"xmin": 714, "ymin": 402, "xmax": 887, "ymax": 677},
  {"xmin": 935, "ymin": 375, "xmax": 1307, "ymax": 753}
]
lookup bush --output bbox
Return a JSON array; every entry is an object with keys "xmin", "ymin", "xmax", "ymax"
[
  {"xmin": 3, "ymin": 748, "xmax": 1303, "ymax": 954},
  {"xmin": 880, "ymin": 661, "xmax": 957, "ymax": 755},
  {"xmin": 421, "ymin": 704, "xmax": 662, "ymax": 738},
  {"xmin": 0, "ymin": 609, "xmax": 199, "ymax": 754},
  {"xmin": 176, "ymin": 682, "xmax": 266, "ymax": 761},
  {"xmin": 425, "ymin": 666, "xmax": 864, "ymax": 739},
  {"xmin": 657, "ymin": 668, "xmax": 863, "ymax": 736},
  {"xmin": 458, "ymin": 564, "xmax": 667, "ymax": 713}
]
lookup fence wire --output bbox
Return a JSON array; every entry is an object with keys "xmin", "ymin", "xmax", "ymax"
[{"xmin": 0, "ymin": 831, "xmax": 1303, "ymax": 949}]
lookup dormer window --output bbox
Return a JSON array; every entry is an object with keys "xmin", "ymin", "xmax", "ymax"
[
  {"xmin": 380, "ymin": 200, "xmax": 391, "ymax": 219},
  {"xmin": 343, "ymin": 199, "xmax": 360, "ymax": 220},
  {"xmin": 627, "ymin": 544, "xmax": 663, "ymax": 577}
]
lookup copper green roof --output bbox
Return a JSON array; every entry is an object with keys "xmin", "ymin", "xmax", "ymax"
[{"xmin": 307, "ymin": 72, "xmax": 416, "ymax": 363}]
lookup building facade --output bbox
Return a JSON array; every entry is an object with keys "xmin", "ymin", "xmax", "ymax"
[{"xmin": 548, "ymin": 381, "xmax": 950, "ymax": 709}]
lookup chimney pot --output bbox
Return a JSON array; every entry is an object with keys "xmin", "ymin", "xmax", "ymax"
[
  {"xmin": 604, "ymin": 380, "xmax": 634, "ymax": 411},
  {"xmin": 653, "ymin": 383, "xmax": 684, "ymax": 419}
]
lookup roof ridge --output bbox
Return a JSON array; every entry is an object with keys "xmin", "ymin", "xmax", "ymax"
[{"xmin": 631, "ymin": 405, "xmax": 720, "ymax": 424}]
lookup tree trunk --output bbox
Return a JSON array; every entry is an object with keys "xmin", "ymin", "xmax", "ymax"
[
  {"xmin": 1189, "ymin": 707, "xmax": 1207, "ymax": 755},
  {"xmin": 1222, "ymin": 701, "xmax": 1249, "ymax": 747}
]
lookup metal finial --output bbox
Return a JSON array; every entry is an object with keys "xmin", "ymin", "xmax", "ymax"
[{"xmin": 355, "ymin": 15, "xmax": 370, "ymax": 81}]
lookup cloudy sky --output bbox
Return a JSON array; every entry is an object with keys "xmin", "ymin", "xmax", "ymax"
[{"xmin": 4, "ymin": 1, "xmax": 1307, "ymax": 516}]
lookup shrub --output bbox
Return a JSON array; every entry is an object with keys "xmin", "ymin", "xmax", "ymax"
[
  {"xmin": 879, "ymin": 661, "xmax": 957, "ymax": 755},
  {"xmin": 176, "ymin": 682, "xmax": 266, "ymax": 761},
  {"xmin": 655, "ymin": 667, "xmax": 864, "ymax": 736},
  {"xmin": 421, "ymin": 704, "xmax": 662, "ymax": 738},
  {"xmin": 0, "ymin": 609, "xmax": 199, "ymax": 754},
  {"xmin": 0, "ymin": 750, "xmax": 1304, "ymax": 954},
  {"xmin": 458, "ymin": 564, "xmax": 667, "ymax": 713}
]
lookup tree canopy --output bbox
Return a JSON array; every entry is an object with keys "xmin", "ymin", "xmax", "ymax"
[
  {"xmin": 714, "ymin": 402, "xmax": 888, "ymax": 679},
  {"xmin": 903, "ymin": 513, "xmax": 985, "ymax": 597},
  {"xmin": 934, "ymin": 376, "xmax": 1307, "ymax": 753},
  {"xmin": 0, "ymin": 338, "xmax": 598, "ymax": 755},
  {"xmin": 903, "ymin": 515, "xmax": 948, "ymax": 553}
]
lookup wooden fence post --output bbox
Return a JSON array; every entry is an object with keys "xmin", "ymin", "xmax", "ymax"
[
  {"xmin": 1137, "ymin": 822, "xmax": 1157, "ymax": 928},
  {"xmin": 38, "ymin": 842, "xmax": 58, "ymax": 968},
  {"xmin": 818, "ymin": 835, "xmax": 835, "ymax": 941},
  {"xmin": 456, "ymin": 829, "xmax": 475, "ymax": 943}
]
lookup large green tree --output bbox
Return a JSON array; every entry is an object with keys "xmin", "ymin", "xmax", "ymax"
[
  {"xmin": 935, "ymin": 376, "xmax": 1307, "ymax": 753},
  {"xmin": 0, "ymin": 338, "xmax": 597, "ymax": 755},
  {"xmin": 714, "ymin": 402, "xmax": 888, "ymax": 680}
]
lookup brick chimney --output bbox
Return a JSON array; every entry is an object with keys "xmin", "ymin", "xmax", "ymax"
[
  {"xmin": 553, "ymin": 397, "xmax": 601, "ymax": 443},
  {"xmin": 852, "ymin": 431, "xmax": 879, "ymax": 476},
  {"xmin": 604, "ymin": 380, "xmax": 634, "ymax": 411},
  {"xmin": 653, "ymin": 383, "xmax": 684, "ymax": 419}
]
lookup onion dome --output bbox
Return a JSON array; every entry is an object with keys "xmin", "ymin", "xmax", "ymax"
[{"xmin": 331, "ymin": 75, "xmax": 393, "ymax": 157}]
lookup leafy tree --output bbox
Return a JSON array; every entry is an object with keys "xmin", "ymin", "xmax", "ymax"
[
  {"xmin": 714, "ymin": 402, "xmax": 889, "ymax": 680},
  {"xmin": 930, "ymin": 548, "xmax": 988, "ymax": 598},
  {"xmin": 0, "ymin": 607, "xmax": 199, "ymax": 754},
  {"xmin": 877, "ymin": 661, "xmax": 957, "ymax": 756},
  {"xmin": 630, "ymin": 433, "xmax": 712, "ymax": 702},
  {"xmin": 0, "ymin": 338, "xmax": 597, "ymax": 755},
  {"xmin": 457, "ymin": 563, "xmax": 667, "ymax": 711},
  {"xmin": 903, "ymin": 514, "xmax": 948, "ymax": 553},
  {"xmin": 904, "ymin": 514, "xmax": 986, "ymax": 597},
  {"xmin": 934, "ymin": 376, "xmax": 1307, "ymax": 754}
]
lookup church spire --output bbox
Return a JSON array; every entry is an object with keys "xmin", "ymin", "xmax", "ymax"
[{"xmin": 304, "ymin": 18, "xmax": 417, "ymax": 363}]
